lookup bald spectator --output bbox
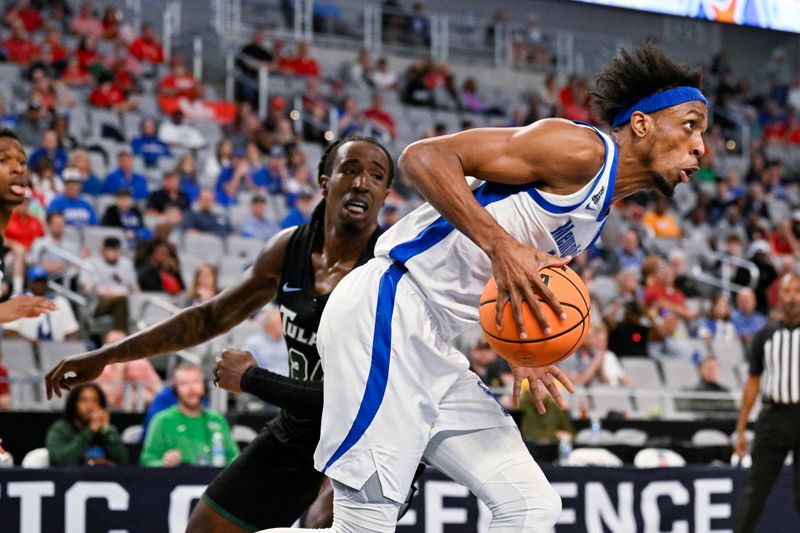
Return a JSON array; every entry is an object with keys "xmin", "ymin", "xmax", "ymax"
[
  {"xmin": 181, "ymin": 188, "xmax": 231, "ymax": 238},
  {"xmin": 732, "ymin": 288, "xmax": 768, "ymax": 346},
  {"xmin": 96, "ymin": 330, "xmax": 162, "ymax": 410},
  {"xmin": 241, "ymin": 307, "xmax": 289, "ymax": 375}
]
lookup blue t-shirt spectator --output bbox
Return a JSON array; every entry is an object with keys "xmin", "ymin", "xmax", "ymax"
[
  {"xmin": 132, "ymin": 135, "xmax": 172, "ymax": 168},
  {"xmin": 47, "ymin": 196, "xmax": 98, "ymax": 227},
  {"xmin": 731, "ymin": 310, "xmax": 768, "ymax": 341},
  {"xmin": 215, "ymin": 166, "xmax": 239, "ymax": 207},
  {"xmin": 82, "ymin": 174, "xmax": 105, "ymax": 196},
  {"xmin": 251, "ymin": 166, "xmax": 282, "ymax": 194},
  {"xmin": 104, "ymin": 170, "xmax": 149, "ymax": 200},
  {"xmin": 281, "ymin": 207, "xmax": 311, "ymax": 229},
  {"xmin": 181, "ymin": 175, "xmax": 201, "ymax": 203},
  {"xmin": 0, "ymin": 113, "xmax": 17, "ymax": 129},
  {"xmin": 29, "ymin": 147, "xmax": 68, "ymax": 175}
]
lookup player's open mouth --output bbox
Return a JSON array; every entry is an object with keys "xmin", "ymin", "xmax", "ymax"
[
  {"xmin": 679, "ymin": 167, "xmax": 698, "ymax": 182},
  {"xmin": 344, "ymin": 200, "xmax": 368, "ymax": 215},
  {"xmin": 9, "ymin": 184, "xmax": 25, "ymax": 197}
]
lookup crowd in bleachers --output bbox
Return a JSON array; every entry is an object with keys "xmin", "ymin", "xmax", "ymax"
[{"xmin": 2, "ymin": 0, "xmax": 800, "ymax": 466}]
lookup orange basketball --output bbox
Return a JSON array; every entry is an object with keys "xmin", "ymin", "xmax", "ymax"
[{"xmin": 479, "ymin": 265, "xmax": 591, "ymax": 368}]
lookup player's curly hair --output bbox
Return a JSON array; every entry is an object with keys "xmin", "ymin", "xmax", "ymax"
[
  {"xmin": 0, "ymin": 129, "xmax": 21, "ymax": 142},
  {"xmin": 317, "ymin": 135, "xmax": 395, "ymax": 187},
  {"xmin": 590, "ymin": 42, "xmax": 702, "ymax": 127}
]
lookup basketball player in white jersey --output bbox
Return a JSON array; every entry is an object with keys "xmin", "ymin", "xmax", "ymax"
[{"xmin": 262, "ymin": 44, "xmax": 707, "ymax": 532}]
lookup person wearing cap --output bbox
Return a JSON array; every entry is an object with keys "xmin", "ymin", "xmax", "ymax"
[
  {"xmin": 5, "ymin": 189, "xmax": 45, "ymax": 295},
  {"xmin": 47, "ymin": 168, "xmax": 98, "ymax": 228},
  {"xmin": 101, "ymin": 188, "xmax": 145, "ymax": 244},
  {"xmin": 3, "ymin": 266, "xmax": 79, "ymax": 342},
  {"xmin": 80, "ymin": 236, "xmax": 139, "ymax": 334},
  {"xmin": 240, "ymin": 194, "xmax": 280, "ymax": 241},
  {"xmin": 280, "ymin": 190, "xmax": 314, "ymax": 229},
  {"xmin": 103, "ymin": 151, "xmax": 148, "ymax": 201}
]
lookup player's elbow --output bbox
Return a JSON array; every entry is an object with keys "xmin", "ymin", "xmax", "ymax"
[{"xmin": 398, "ymin": 140, "xmax": 438, "ymax": 184}]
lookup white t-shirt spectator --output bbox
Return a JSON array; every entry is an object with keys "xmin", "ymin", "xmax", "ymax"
[
  {"xmin": 3, "ymin": 293, "xmax": 79, "ymax": 341},
  {"xmin": 81, "ymin": 256, "xmax": 139, "ymax": 296}
]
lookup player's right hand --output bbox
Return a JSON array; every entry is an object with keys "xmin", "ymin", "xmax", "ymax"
[
  {"xmin": 215, "ymin": 349, "xmax": 257, "ymax": 394},
  {"xmin": 489, "ymin": 237, "xmax": 570, "ymax": 339},
  {"xmin": 0, "ymin": 295, "xmax": 57, "ymax": 323},
  {"xmin": 734, "ymin": 430, "xmax": 748, "ymax": 458},
  {"xmin": 45, "ymin": 352, "xmax": 108, "ymax": 400}
]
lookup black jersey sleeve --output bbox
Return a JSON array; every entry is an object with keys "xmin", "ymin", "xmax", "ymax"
[{"xmin": 240, "ymin": 365, "xmax": 323, "ymax": 414}]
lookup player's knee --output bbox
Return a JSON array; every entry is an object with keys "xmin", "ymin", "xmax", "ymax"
[
  {"xmin": 538, "ymin": 483, "xmax": 563, "ymax": 527},
  {"xmin": 479, "ymin": 474, "xmax": 561, "ymax": 532}
]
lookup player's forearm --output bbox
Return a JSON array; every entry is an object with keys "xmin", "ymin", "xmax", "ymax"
[
  {"xmin": 240, "ymin": 366, "xmax": 323, "ymax": 413},
  {"xmin": 736, "ymin": 376, "xmax": 760, "ymax": 433},
  {"xmin": 398, "ymin": 142, "xmax": 514, "ymax": 257}
]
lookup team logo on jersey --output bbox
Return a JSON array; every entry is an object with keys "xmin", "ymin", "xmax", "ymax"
[
  {"xmin": 551, "ymin": 219, "xmax": 580, "ymax": 258},
  {"xmin": 280, "ymin": 304, "xmax": 317, "ymax": 346},
  {"xmin": 585, "ymin": 185, "xmax": 605, "ymax": 211}
]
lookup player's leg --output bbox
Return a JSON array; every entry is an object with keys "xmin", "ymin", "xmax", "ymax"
[
  {"xmin": 259, "ymin": 474, "xmax": 402, "ymax": 533},
  {"xmin": 187, "ymin": 428, "xmax": 323, "ymax": 532},
  {"xmin": 424, "ymin": 425, "xmax": 561, "ymax": 532},
  {"xmin": 733, "ymin": 411, "xmax": 791, "ymax": 532}
]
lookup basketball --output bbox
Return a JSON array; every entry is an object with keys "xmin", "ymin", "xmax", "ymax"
[{"xmin": 479, "ymin": 265, "xmax": 591, "ymax": 368}]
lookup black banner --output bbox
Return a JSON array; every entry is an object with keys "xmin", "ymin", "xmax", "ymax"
[{"xmin": 0, "ymin": 466, "xmax": 796, "ymax": 532}]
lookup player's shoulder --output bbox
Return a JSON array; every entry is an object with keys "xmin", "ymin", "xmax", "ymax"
[{"xmin": 520, "ymin": 119, "xmax": 607, "ymax": 185}]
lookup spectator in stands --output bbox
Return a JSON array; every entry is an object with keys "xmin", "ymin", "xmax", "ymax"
[
  {"xmin": 45, "ymin": 383, "xmax": 128, "ymax": 466},
  {"xmin": 96, "ymin": 329, "xmax": 162, "ymax": 410},
  {"xmin": 129, "ymin": 23, "xmax": 164, "ymax": 66},
  {"xmin": 132, "ymin": 116, "xmax": 171, "ymax": 169},
  {"xmin": 182, "ymin": 188, "xmax": 231, "ymax": 238},
  {"xmin": 4, "ymin": 0, "xmax": 43, "ymax": 33},
  {"xmin": 512, "ymin": 15, "xmax": 548, "ymax": 69},
  {"xmin": 81, "ymin": 236, "xmax": 138, "ymax": 333},
  {"xmin": 103, "ymin": 151, "xmax": 148, "ymax": 200},
  {"xmin": 608, "ymin": 301, "xmax": 650, "ymax": 358},
  {"xmin": 668, "ymin": 249, "xmax": 701, "ymax": 299},
  {"xmin": 614, "ymin": 229, "xmax": 644, "ymax": 274},
  {"xmin": 363, "ymin": 93, "xmax": 397, "ymax": 140},
  {"xmin": 370, "ymin": 57, "xmax": 398, "ymax": 92},
  {"xmin": 684, "ymin": 355, "xmax": 737, "ymax": 415},
  {"xmin": 75, "ymin": 35, "xmax": 101, "ymax": 75},
  {"xmin": 183, "ymin": 263, "xmax": 219, "ymax": 307},
  {"xmin": 202, "ymin": 139, "xmax": 233, "ymax": 186},
  {"xmin": 215, "ymin": 149, "xmax": 250, "ymax": 207},
  {"xmin": 0, "ymin": 362, "xmax": 10, "ymax": 411},
  {"xmin": 342, "ymin": 49, "xmax": 373, "ymax": 89},
  {"xmin": 649, "ymin": 307, "xmax": 695, "ymax": 360},
  {"xmin": 590, "ymin": 324, "xmax": 634, "ymax": 387},
  {"xmin": 14, "ymin": 102, "xmax": 47, "ymax": 147},
  {"xmin": 3, "ymin": 266, "xmax": 79, "ymax": 341},
  {"xmin": 732, "ymin": 287, "xmax": 768, "ymax": 346},
  {"xmin": 381, "ymin": 203, "xmax": 400, "ymax": 229},
  {"xmin": 28, "ymin": 129, "xmax": 67, "ymax": 175},
  {"xmin": 468, "ymin": 338, "xmax": 512, "ymax": 396},
  {"xmin": 100, "ymin": 7, "xmax": 132, "ymax": 43},
  {"xmin": 0, "ymin": 96, "xmax": 17, "ymax": 130},
  {"xmin": 47, "ymin": 168, "xmax": 97, "ymax": 228},
  {"xmin": 240, "ymin": 194, "xmax": 280, "ymax": 241},
  {"xmin": 70, "ymin": 1, "xmax": 102, "ymax": 39},
  {"xmin": 158, "ymin": 61, "xmax": 201, "ymax": 115},
  {"xmin": 60, "ymin": 55, "xmax": 92, "ymax": 87},
  {"xmin": 176, "ymin": 153, "xmax": 201, "ymax": 202},
  {"xmin": 241, "ymin": 306, "xmax": 289, "ymax": 375},
  {"xmin": 101, "ymin": 188, "xmax": 145, "ymax": 242},
  {"xmin": 699, "ymin": 294, "xmax": 738, "ymax": 345},
  {"xmin": 89, "ymin": 73, "xmax": 138, "ymax": 113},
  {"xmin": 29, "ymin": 211, "xmax": 86, "ymax": 283},
  {"xmin": 405, "ymin": 1, "xmax": 430, "ymax": 46},
  {"xmin": 66, "ymin": 150, "xmax": 103, "ymax": 196},
  {"xmin": 280, "ymin": 190, "xmax": 314, "ymax": 228},
  {"xmin": 560, "ymin": 327, "xmax": 605, "ymax": 386},
  {"xmin": 5, "ymin": 192, "xmax": 44, "ymax": 294},
  {"xmin": 235, "ymin": 27, "xmax": 275, "ymax": 106},
  {"xmin": 644, "ymin": 264, "xmax": 694, "ymax": 320},
  {"xmin": 158, "ymin": 111, "xmax": 206, "ymax": 150},
  {"xmin": 460, "ymin": 78, "xmax": 501, "ymax": 115},
  {"xmin": 260, "ymin": 145, "xmax": 291, "ymax": 196},
  {"xmin": 2, "ymin": 18, "xmax": 39, "ymax": 66},
  {"xmin": 642, "ymin": 196, "xmax": 682, "ymax": 238},
  {"xmin": 519, "ymin": 381, "xmax": 574, "ymax": 444},
  {"xmin": 140, "ymin": 363, "xmax": 238, "ymax": 467},
  {"xmin": 51, "ymin": 115, "xmax": 78, "ymax": 154},
  {"xmin": 41, "ymin": 26, "xmax": 67, "ymax": 68},
  {"xmin": 146, "ymin": 170, "xmax": 190, "ymax": 220},
  {"xmin": 137, "ymin": 239, "xmax": 184, "ymax": 295},
  {"xmin": 280, "ymin": 41, "xmax": 320, "ymax": 78}
]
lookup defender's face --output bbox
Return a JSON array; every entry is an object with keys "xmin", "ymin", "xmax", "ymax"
[
  {"xmin": 320, "ymin": 141, "xmax": 390, "ymax": 232},
  {"xmin": 647, "ymin": 101, "xmax": 707, "ymax": 197},
  {"xmin": 0, "ymin": 138, "xmax": 28, "ymax": 206}
]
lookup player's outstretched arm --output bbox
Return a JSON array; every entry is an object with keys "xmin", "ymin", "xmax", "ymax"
[
  {"xmin": 44, "ymin": 229, "xmax": 296, "ymax": 399},
  {"xmin": 398, "ymin": 120, "xmax": 603, "ymax": 338},
  {"xmin": 0, "ymin": 295, "xmax": 58, "ymax": 322}
]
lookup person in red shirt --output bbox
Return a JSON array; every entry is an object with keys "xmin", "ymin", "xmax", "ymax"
[
  {"xmin": 2, "ymin": 19, "xmax": 40, "ymax": 66},
  {"xmin": 90, "ymin": 76, "xmax": 137, "ymax": 112},
  {"xmin": 60, "ymin": 56, "xmax": 92, "ymax": 87},
  {"xmin": 158, "ymin": 61, "xmax": 200, "ymax": 114},
  {"xmin": 643, "ymin": 264, "xmax": 694, "ymax": 320},
  {"xmin": 76, "ymin": 35, "xmax": 101, "ymax": 74},
  {"xmin": 3, "ymin": 0, "xmax": 43, "ymax": 34},
  {"xmin": 70, "ymin": 0, "xmax": 103, "ymax": 39},
  {"xmin": 280, "ymin": 41, "xmax": 320, "ymax": 77},
  {"xmin": 5, "ymin": 192, "xmax": 45, "ymax": 295},
  {"xmin": 363, "ymin": 93, "xmax": 397, "ymax": 139},
  {"xmin": 129, "ymin": 23, "xmax": 164, "ymax": 65},
  {"xmin": 42, "ymin": 26, "xmax": 68, "ymax": 65}
]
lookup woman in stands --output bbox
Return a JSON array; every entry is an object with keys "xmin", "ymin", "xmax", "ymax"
[{"xmin": 45, "ymin": 136, "xmax": 407, "ymax": 530}]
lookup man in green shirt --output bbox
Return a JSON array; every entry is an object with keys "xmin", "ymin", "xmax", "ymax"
[
  {"xmin": 140, "ymin": 363, "xmax": 238, "ymax": 467},
  {"xmin": 45, "ymin": 383, "xmax": 128, "ymax": 466}
]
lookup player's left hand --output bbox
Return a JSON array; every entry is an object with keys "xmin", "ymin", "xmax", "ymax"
[
  {"xmin": 214, "ymin": 349, "xmax": 257, "ymax": 394},
  {"xmin": 510, "ymin": 364, "xmax": 574, "ymax": 411}
]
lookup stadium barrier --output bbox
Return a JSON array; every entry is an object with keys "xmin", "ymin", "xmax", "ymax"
[{"xmin": 0, "ymin": 465, "xmax": 796, "ymax": 532}]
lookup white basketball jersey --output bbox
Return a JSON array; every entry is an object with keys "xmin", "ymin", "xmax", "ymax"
[{"xmin": 374, "ymin": 123, "xmax": 617, "ymax": 340}]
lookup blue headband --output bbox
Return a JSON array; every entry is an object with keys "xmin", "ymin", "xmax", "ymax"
[{"xmin": 612, "ymin": 87, "xmax": 707, "ymax": 128}]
